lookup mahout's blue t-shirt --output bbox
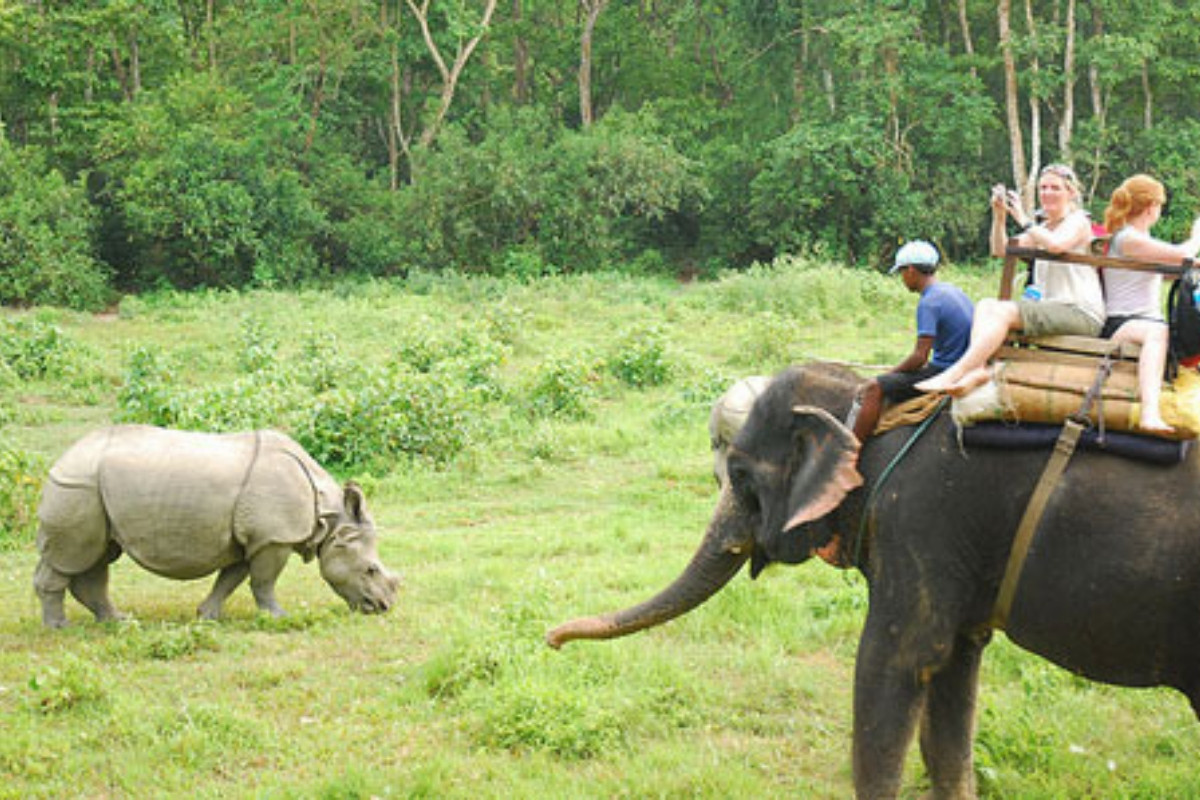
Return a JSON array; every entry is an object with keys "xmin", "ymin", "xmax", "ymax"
[{"xmin": 917, "ymin": 282, "xmax": 974, "ymax": 369}]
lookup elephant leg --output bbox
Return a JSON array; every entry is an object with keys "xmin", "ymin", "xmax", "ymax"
[
  {"xmin": 198, "ymin": 562, "xmax": 250, "ymax": 620},
  {"xmin": 918, "ymin": 632, "xmax": 987, "ymax": 800},
  {"xmin": 33, "ymin": 557, "xmax": 71, "ymax": 629},
  {"xmin": 68, "ymin": 559, "xmax": 126, "ymax": 623},
  {"xmin": 852, "ymin": 620, "xmax": 931, "ymax": 799},
  {"xmin": 247, "ymin": 546, "xmax": 291, "ymax": 617}
]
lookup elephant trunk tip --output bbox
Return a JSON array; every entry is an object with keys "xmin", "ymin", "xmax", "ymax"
[{"xmin": 544, "ymin": 616, "xmax": 612, "ymax": 649}]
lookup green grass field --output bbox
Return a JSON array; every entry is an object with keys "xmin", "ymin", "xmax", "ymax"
[{"xmin": 2, "ymin": 258, "xmax": 1198, "ymax": 798}]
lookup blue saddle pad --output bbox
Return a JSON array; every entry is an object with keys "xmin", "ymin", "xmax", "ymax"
[{"xmin": 961, "ymin": 421, "xmax": 1190, "ymax": 465}]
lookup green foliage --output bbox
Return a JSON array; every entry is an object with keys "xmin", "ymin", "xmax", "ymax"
[
  {"xmin": 519, "ymin": 355, "xmax": 602, "ymax": 420},
  {"xmin": 606, "ymin": 325, "xmax": 674, "ymax": 388},
  {"xmin": 116, "ymin": 347, "xmax": 182, "ymax": 426},
  {"xmin": 26, "ymin": 654, "xmax": 107, "ymax": 714},
  {"xmin": 0, "ymin": 316, "xmax": 81, "ymax": 380},
  {"xmin": 105, "ymin": 621, "xmax": 222, "ymax": 661},
  {"xmin": 0, "ymin": 446, "xmax": 43, "ymax": 551},
  {"xmin": 299, "ymin": 365, "xmax": 484, "ymax": 471},
  {"xmin": 395, "ymin": 107, "xmax": 706, "ymax": 274},
  {"xmin": 0, "ymin": 138, "xmax": 110, "ymax": 310},
  {"xmin": 99, "ymin": 73, "xmax": 324, "ymax": 291}
]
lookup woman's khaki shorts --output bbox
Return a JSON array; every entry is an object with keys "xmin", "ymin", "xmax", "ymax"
[{"xmin": 1016, "ymin": 299, "xmax": 1103, "ymax": 337}]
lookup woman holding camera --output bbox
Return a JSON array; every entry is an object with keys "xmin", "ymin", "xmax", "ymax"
[{"xmin": 917, "ymin": 163, "xmax": 1102, "ymax": 396}]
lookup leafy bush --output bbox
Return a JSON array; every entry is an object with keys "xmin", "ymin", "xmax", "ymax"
[
  {"xmin": 98, "ymin": 74, "xmax": 325, "ymax": 291},
  {"xmin": 116, "ymin": 347, "xmax": 183, "ymax": 426},
  {"xmin": 299, "ymin": 365, "xmax": 484, "ymax": 471},
  {"xmin": 26, "ymin": 654, "xmax": 107, "ymax": 714},
  {"xmin": 0, "ymin": 316, "xmax": 82, "ymax": 379},
  {"xmin": 395, "ymin": 323, "xmax": 508, "ymax": 398},
  {"xmin": 394, "ymin": 107, "xmax": 706, "ymax": 274},
  {"xmin": 0, "ymin": 446, "xmax": 44, "ymax": 550},
  {"xmin": 606, "ymin": 325, "xmax": 674, "ymax": 388},
  {"xmin": 519, "ymin": 355, "xmax": 602, "ymax": 420},
  {"xmin": 0, "ymin": 138, "xmax": 110, "ymax": 310}
]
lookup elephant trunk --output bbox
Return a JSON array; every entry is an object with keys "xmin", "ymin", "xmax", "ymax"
[{"xmin": 546, "ymin": 490, "xmax": 751, "ymax": 649}]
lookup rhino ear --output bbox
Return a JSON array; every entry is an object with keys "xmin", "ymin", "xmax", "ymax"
[
  {"xmin": 343, "ymin": 481, "xmax": 368, "ymax": 523},
  {"xmin": 783, "ymin": 405, "xmax": 863, "ymax": 531}
]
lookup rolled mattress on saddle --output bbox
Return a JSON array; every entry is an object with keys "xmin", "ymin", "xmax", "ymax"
[{"xmin": 951, "ymin": 360, "xmax": 1200, "ymax": 441}]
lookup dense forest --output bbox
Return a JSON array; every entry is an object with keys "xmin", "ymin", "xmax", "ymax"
[{"xmin": 2, "ymin": 0, "xmax": 1200, "ymax": 308}]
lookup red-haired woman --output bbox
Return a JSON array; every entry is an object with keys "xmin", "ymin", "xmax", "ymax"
[{"xmin": 1100, "ymin": 174, "xmax": 1200, "ymax": 433}]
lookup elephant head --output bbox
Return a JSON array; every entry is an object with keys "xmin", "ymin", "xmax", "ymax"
[{"xmin": 547, "ymin": 364, "xmax": 863, "ymax": 648}]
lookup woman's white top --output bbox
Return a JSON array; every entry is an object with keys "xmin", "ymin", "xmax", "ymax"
[
  {"xmin": 1103, "ymin": 226, "xmax": 1163, "ymax": 319},
  {"xmin": 1032, "ymin": 209, "xmax": 1105, "ymax": 325}
]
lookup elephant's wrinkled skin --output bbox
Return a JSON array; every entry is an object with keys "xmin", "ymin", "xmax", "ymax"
[
  {"xmin": 35, "ymin": 425, "xmax": 400, "ymax": 627},
  {"xmin": 548, "ymin": 362, "xmax": 1200, "ymax": 799}
]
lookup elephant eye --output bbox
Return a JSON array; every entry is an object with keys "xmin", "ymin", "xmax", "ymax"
[{"xmin": 728, "ymin": 463, "xmax": 760, "ymax": 512}]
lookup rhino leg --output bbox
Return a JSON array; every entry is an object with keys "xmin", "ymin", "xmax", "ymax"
[
  {"xmin": 68, "ymin": 544, "xmax": 126, "ymax": 623},
  {"xmin": 198, "ymin": 563, "xmax": 250, "ymax": 620},
  {"xmin": 33, "ymin": 557, "xmax": 71, "ymax": 628},
  {"xmin": 248, "ymin": 545, "xmax": 292, "ymax": 617}
]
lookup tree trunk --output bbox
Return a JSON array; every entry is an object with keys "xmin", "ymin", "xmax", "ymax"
[
  {"xmin": 1086, "ymin": 4, "xmax": 1107, "ymax": 198},
  {"xmin": 407, "ymin": 0, "xmax": 499, "ymax": 148},
  {"xmin": 512, "ymin": 0, "xmax": 529, "ymax": 103},
  {"xmin": 1141, "ymin": 59, "xmax": 1153, "ymax": 130},
  {"xmin": 578, "ymin": 0, "xmax": 607, "ymax": 127},
  {"xmin": 998, "ymin": 0, "xmax": 1028, "ymax": 204},
  {"xmin": 1058, "ymin": 0, "xmax": 1076, "ymax": 161},
  {"xmin": 207, "ymin": 0, "xmax": 217, "ymax": 70},
  {"xmin": 957, "ymin": 0, "xmax": 976, "ymax": 79},
  {"xmin": 1022, "ymin": 0, "xmax": 1040, "ymax": 207}
]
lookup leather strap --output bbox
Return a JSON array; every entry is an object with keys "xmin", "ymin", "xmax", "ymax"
[
  {"xmin": 988, "ymin": 346, "xmax": 1118, "ymax": 631},
  {"xmin": 989, "ymin": 418, "xmax": 1083, "ymax": 630}
]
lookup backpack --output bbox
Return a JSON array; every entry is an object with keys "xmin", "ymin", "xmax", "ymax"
[{"xmin": 1167, "ymin": 266, "xmax": 1200, "ymax": 369}]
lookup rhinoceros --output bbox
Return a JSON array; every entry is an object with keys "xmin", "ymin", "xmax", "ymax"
[{"xmin": 33, "ymin": 425, "xmax": 400, "ymax": 627}]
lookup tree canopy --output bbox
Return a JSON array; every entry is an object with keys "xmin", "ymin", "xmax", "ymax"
[{"xmin": 2, "ymin": 0, "xmax": 1199, "ymax": 306}]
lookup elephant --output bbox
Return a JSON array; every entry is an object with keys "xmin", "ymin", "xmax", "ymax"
[{"xmin": 547, "ymin": 361, "xmax": 1200, "ymax": 798}]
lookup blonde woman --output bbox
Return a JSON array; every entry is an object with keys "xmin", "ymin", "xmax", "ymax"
[
  {"xmin": 1100, "ymin": 174, "xmax": 1200, "ymax": 433},
  {"xmin": 918, "ymin": 163, "xmax": 1102, "ymax": 396}
]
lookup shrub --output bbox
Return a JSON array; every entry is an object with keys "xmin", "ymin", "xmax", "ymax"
[
  {"xmin": 0, "ymin": 138, "xmax": 111, "ymax": 310},
  {"xmin": 26, "ymin": 654, "xmax": 107, "ymax": 714},
  {"xmin": 0, "ymin": 446, "xmax": 44, "ymax": 551},
  {"xmin": 116, "ymin": 347, "xmax": 183, "ymax": 426},
  {"xmin": 606, "ymin": 325, "xmax": 674, "ymax": 388},
  {"xmin": 299, "ymin": 365, "xmax": 484, "ymax": 471},
  {"xmin": 519, "ymin": 355, "xmax": 602, "ymax": 420},
  {"xmin": 0, "ymin": 317, "xmax": 81, "ymax": 380}
]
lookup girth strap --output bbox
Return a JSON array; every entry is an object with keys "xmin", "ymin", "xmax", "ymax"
[
  {"xmin": 988, "ymin": 418, "xmax": 1083, "ymax": 630},
  {"xmin": 987, "ymin": 346, "xmax": 1118, "ymax": 631}
]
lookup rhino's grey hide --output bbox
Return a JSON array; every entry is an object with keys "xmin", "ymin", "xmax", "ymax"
[{"xmin": 34, "ymin": 425, "xmax": 400, "ymax": 627}]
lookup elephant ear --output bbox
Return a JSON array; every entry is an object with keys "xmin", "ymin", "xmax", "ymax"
[{"xmin": 783, "ymin": 405, "xmax": 863, "ymax": 531}]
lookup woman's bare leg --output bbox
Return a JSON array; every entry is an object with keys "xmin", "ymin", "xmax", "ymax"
[
  {"xmin": 916, "ymin": 299, "xmax": 1022, "ymax": 395},
  {"xmin": 1113, "ymin": 321, "xmax": 1172, "ymax": 433}
]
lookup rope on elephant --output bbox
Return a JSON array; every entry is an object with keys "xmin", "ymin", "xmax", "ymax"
[
  {"xmin": 797, "ymin": 354, "xmax": 891, "ymax": 374},
  {"xmin": 851, "ymin": 396, "xmax": 951, "ymax": 567}
]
